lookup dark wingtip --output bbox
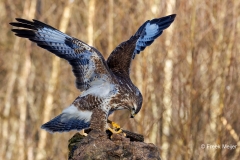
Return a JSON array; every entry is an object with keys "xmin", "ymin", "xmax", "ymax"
[
  {"xmin": 11, "ymin": 28, "xmax": 22, "ymax": 32},
  {"xmin": 9, "ymin": 22, "xmax": 14, "ymax": 26},
  {"xmin": 9, "ymin": 22, "xmax": 21, "ymax": 27},
  {"xmin": 15, "ymin": 18, "xmax": 28, "ymax": 22},
  {"xmin": 168, "ymin": 14, "xmax": 177, "ymax": 20},
  {"xmin": 9, "ymin": 18, "xmax": 22, "ymax": 26},
  {"xmin": 14, "ymin": 18, "xmax": 35, "ymax": 25}
]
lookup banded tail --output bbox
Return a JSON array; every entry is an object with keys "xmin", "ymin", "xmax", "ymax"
[
  {"xmin": 41, "ymin": 105, "xmax": 92, "ymax": 133},
  {"xmin": 41, "ymin": 113, "xmax": 90, "ymax": 133}
]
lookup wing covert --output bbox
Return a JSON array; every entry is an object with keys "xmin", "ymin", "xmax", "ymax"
[{"xmin": 10, "ymin": 18, "xmax": 112, "ymax": 91}]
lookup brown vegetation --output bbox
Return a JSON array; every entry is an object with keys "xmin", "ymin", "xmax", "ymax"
[{"xmin": 0, "ymin": 0, "xmax": 240, "ymax": 159}]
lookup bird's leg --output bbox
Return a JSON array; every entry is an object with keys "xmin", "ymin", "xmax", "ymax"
[
  {"xmin": 107, "ymin": 119, "xmax": 122, "ymax": 134},
  {"xmin": 90, "ymin": 108, "xmax": 107, "ymax": 132}
]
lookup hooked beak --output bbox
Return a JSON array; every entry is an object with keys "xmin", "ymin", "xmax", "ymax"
[{"xmin": 130, "ymin": 109, "xmax": 136, "ymax": 118}]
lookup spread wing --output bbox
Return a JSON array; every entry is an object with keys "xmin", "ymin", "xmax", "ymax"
[
  {"xmin": 10, "ymin": 18, "xmax": 113, "ymax": 91},
  {"xmin": 107, "ymin": 14, "xmax": 176, "ymax": 75},
  {"xmin": 133, "ymin": 14, "xmax": 176, "ymax": 57}
]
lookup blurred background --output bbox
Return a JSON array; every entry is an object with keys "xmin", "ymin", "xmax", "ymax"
[{"xmin": 0, "ymin": 0, "xmax": 240, "ymax": 159}]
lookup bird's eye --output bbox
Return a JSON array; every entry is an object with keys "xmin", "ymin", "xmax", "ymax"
[{"xmin": 132, "ymin": 107, "xmax": 135, "ymax": 110}]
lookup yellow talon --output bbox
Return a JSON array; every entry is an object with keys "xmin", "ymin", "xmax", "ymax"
[
  {"xmin": 107, "ymin": 127, "xmax": 123, "ymax": 134},
  {"xmin": 111, "ymin": 121, "xmax": 121, "ymax": 130},
  {"xmin": 107, "ymin": 119, "xmax": 125, "ymax": 135},
  {"xmin": 107, "ymin": 119, "xmax": 121, "ymax": 130}
]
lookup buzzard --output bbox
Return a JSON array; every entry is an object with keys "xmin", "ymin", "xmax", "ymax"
[{"xmin": 10, "ymin": 14, "xmax": 176, "ymax": 133}]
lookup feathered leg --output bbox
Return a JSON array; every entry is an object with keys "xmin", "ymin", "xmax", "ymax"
[{"xmin": 90, "ymin": 108, "xmax": 107, "ymax": 132}]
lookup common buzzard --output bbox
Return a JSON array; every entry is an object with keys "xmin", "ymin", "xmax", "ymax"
[{"xmin": 10, "ymin": 14, "xmax": 176, "ymax": 133}]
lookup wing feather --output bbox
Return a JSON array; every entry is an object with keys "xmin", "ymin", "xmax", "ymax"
[
  {"xmin": 133, "ymin": 14, "xmax": 176, "ymax": 56},
  {"xmin": 10, "ymin": 18, "xmax": 113, "ymax": 91},
  {"xmin": 107, "ymin": 14, "xmax": 176, "ymax": 76}
]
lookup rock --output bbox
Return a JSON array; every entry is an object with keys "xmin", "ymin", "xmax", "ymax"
[{"xmin": 68, "ymin": 130, "xmax": 161, "ymax": 160}]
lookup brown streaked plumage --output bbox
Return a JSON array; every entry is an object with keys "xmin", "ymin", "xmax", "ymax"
[{"xmin": 9, "ymin": 14, "xmax": 176, "ymax": 133}]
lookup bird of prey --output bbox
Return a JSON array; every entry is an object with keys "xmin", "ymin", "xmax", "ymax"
[{"xmin": 10, "ymin": 14, "xmax": 176, "ymax": 133}]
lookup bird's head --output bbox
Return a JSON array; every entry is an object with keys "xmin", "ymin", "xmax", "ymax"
[{"xmin": 128, "ymin": 91, "xmax": 143, "ymax": 118}]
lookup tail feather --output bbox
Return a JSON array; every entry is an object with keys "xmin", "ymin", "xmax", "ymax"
[{"xmin": 41, "ymin": 113, "xmax": 90, "ymax": 133}]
